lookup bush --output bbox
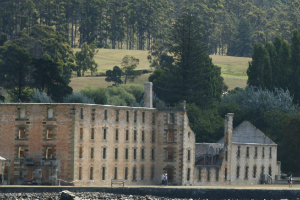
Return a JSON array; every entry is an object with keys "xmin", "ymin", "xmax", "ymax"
[
  {"xmin": 81, "ymin": 86, "xmax": 108, "ymax": 104},
  {"xmin": 30, "ymin": 90, "xmax": 53, "ymax": 103},
  {"xmin": 63, "ymin": 92, "xmax": 95, "ymax": 104}
]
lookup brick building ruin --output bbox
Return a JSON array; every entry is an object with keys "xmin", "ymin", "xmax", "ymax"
[{"xmin": 0, "ymin": 82, "xmax": 280, "ymax": 186}]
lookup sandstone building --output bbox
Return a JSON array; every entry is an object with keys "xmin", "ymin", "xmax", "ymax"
[{"xmin": 0, "ymin": 83, "xmax": 280, "ymax": 186}]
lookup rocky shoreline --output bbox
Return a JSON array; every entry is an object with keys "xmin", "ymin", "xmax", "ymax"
[{"xmin": 0, "ymin": 191, "xmax": 194, "ymax": 200}]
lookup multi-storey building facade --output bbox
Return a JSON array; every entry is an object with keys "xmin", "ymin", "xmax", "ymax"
[
  {"xmin": 193, "ymin": 114, "xmax": 281, "ymax": 185},
  {"xmin": 0, "ymin": 82, "xmax": 195, "ymax": 186}
]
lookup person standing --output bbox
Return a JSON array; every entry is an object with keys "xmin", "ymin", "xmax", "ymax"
[
  {"xmin": 161, "ymin": 173, "xmax": 165, "ymax": 186},
  {"xmin": 289, "ymin": 175, "xmax": 293, "ymax": 188},
  {"xmin": 164, "ymin": 173, "xmax": 168, "ymax": 186}
]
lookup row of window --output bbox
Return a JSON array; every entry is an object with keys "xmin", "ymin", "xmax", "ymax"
[
  {"xmin": 79, "ymin": 128, "xmax": 157, "ymax": 143},
  {"xmin": 78, "ymin": 147, "xmax": 191, "ymax": 162},
  {"xmin": 81, "ymin": 108, "xmax": 157, "ymax": 124},
  {"xmin": 18, "ymin": 146, "xmax": 54, "ymax": 159},
  {"xmin": 79, "ymin": 165, "xmax": 156, "ymax": 181},
  {"xmin": 236, "ymin": 165, "xmax": 272, "ymax": 179},
  {"xmin": 17, "ymin": 127, "xmax": 54, "ymax": 140},
  {"xmin": 17, "ymin": 108, "xmax": 54, "ymax": 120},
  {"xmin": 237, "ymin": 146, "xmax": 273, "ymax": 158},
  {"xmin": 79, "ymin": 147, "xmax": 156, "ymax": 161}
]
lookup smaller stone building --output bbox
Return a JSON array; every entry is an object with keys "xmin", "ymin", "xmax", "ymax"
[{"xmin": 194, "ymin": 114, "xmax": 281, "ymax": 185}]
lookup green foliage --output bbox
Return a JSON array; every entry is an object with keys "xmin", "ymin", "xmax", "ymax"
[
  {"xmin": 80, "ymin": 84, "xmax": 143, "ymax": 106},
  {"xmin": 63, "ymin": 92, "xmax": 95, "ymax": 104},
  {"xmin": 187, "ymin": 103, "xmax": 224, "ymax": 143},
  {"xmin": 153, "ymin": 14, "xmax": 225, "ymax": 108},
  {"xmin": 75, "ymin": 42, "xmax": 98, "ymax": 77},
  {"xmin": 105, "ymin": 66, "xmax": 123, "ymax": 86},
  {"xmin": 280, "ymin": 115, "xmax": 300, "ymax": 175},
  {"xmin": 121, "ymin": 55, "xmax": 142, "ymax": 84},
  {"xmin": 30, "ymin": 90, "xmax": 53, "ymax": 103}
]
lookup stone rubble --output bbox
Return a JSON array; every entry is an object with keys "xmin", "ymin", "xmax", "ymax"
[{"xmin": 0, "ymin": 191, "xmax": 199, "ymax": 200}]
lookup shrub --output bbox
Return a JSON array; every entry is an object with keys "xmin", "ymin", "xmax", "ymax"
[
  {"xmin": 30, "ymin": 90, "xmax": 53, "ymax": 103},
  {"xmin": 63, "ymin": 92, "xmax": 95, "ymax": 104}
]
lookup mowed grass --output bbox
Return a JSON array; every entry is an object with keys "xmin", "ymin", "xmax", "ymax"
[{"xmin": 70, "ymin": 49, "xmax": 250, "ymax": 92}]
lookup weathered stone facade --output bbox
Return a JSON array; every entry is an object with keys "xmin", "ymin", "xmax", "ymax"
[
  {"xmin": 0, "ymin": 83, "xmax": 195, "ymax": 186},
  {"xmin": 193, "ymin": 114, "xmax": 281, "ymax": 185}
]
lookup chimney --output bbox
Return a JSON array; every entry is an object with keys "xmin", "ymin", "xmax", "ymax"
[
  {"xmin": 224, "ymin": 113, "xmax": 234, "ymax": 146},
  {"xmin": 144, "ymin": 82, "xmax": 153, "ymax": 108}
]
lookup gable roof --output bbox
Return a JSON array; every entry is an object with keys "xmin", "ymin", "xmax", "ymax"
[{"xmin": 218, "ymin": 121, "xmax": 275, "ymax": 145}]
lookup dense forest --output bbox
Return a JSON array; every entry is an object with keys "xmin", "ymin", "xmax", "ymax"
[{"xmin": 1, "ymin": 0, "xmax": 300, "ymax": 56}]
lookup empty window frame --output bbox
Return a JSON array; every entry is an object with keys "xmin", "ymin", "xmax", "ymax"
[
  {"xmin": 207, "ymin": 168, "xmax": 210, "ymax": 181},
  {"xmin": 80, "ymin": 128, "xmax": 83, "ymax": 140},
  {"xmin": 103, "ymin": 128, "xmax": 107, "ymax": 140},
  {"xmin": 46, "ymin": 147, "xmax": 53, "ymax": 159},
  {"xmin": 90, "ymin": 147, "xmax": 94, "ymax": 159},
  {"xmin": 19, "ymin": 108, "xmax": 25, "ymax": 119},
  {"xmin": 19, "ymin": 127, "xmax": 26, "ymax": 139},
  {"xmin": 47, "ymin": 128, "xmax": 54, "ymax": 139},
  {"xmin": 125, "ymin": 130, "xmax": 129, "ymax": 141},
  {"xmin": 133, "ymin": 149, "xmax": 137, "ymax": 160},
  {"xmin": 114, "ymin": 167, "xmax": 118, "ymax": 179},
  {"xmin": 126, "ymin": 111, "xmax": 129, "ymax": 122},
  {"xmin": 104, "ymin": 110, "xmax": 108, "ymax": 121},
  {"xmin": 102, "ymin": 166, "xmax": 106, "ymax": 180},
  {"xmin": 152, "ymin": 113, "xmax": 155, "ymax": 124},
  {"xmin": 91, "ymin": 128, "xmax": 95, "ymax": 140},
  {"xmin": 168, "ymin": 130, "xmax": 174, "ymax": 142},
  {"xmin": 262, "ymin": 147, "xmax": 265, "ymax": 158},
  {"xmin": 134, "ymin": 111, "xmax": 137, "ymax": 123},
  {"xmin": 236, "ymin": 166, "xmax": 240, "ymax": 178},
  {"xmin": 124, "ymin": 167, "xmax": 128, "ymax": 180},
  {"xmin": 134, "ymin": 130, "xmax": 137, "ymax": 142},
  {"xmin": 125, "ymin": 148, "xmax": 129, "ymax": 160},
  {"xmin": 237, "ymin": 146, "xmax": 241, "ymax": 157},
  {"xmin": 216, "ymin": 168, "xmax": 219, "ymax": 181},
  {"xmin": 141, "ymin": 148, "xmax": 145, "ymax": 160},
  {"xmin": 225, "ymin": 151, "xmax": 228, "ymax": 161},
  {"xmin": 132, "ymin": 166, "xmax": 137, "ymax": 181},
  {"xmin": 142, "ymin": 112, "xmax": 145, "ymax": 123},
  {"xmin": 90, "ymin": 166, "xmax": 93, "ymax": 180},
  {"xmin": 151, "ymin": 130, "xmax": 155, "ymax": 143},
  {"xmin": 79, "ymin": 147, "xmax": 83, "ymax": 159},
  {"xmin": 151, "ymin": 148, "xmax": 155, "ymax": 161},
  {"xmin": 187, "ymin": 168, "xmax": 191, "ymax": 181},
  {"xmin": 47, "ymin": 108, "xmax": 53, "ymax": 119},
  {"xmin": 246, "ymin": 147, "xmax": 250, "ymax": 157},
  {"xmin": 91, "ymin": 109, "xmax": 95, "ymax": 121},
  {"xmin": 269, "ymin": 147, "xmax": 272, "ymax": 158},
  {"xmin": 115, "ymin": 110, "xmax": 119, "ymax": 122},
  {"xmin": 115, "ymin": 148, "xmax": 118, "ymax": 160},
  {"xmin": 115, "ymin": 129, "xmax": 119, "ymax": 141},
  {"xmin": 141, "ymin": 165, "xmax": 145, "ymax": 180},
  {"xmin": 269, "ymin": 165, "xmax": 272, "ymax": 176},
  {"xmin": 199, "ymin": 168, "xmax": 202, "ymax": 181},
  {"xmin": 255, "ymin": 147, "xmax": 258, "ymax": 158},
  {"xmin": 245, "ymin": 165, "xmax": 249, "ymax": 179},
  {"xmin": 167, "ymin": 149, "xmax": 174, "ymax": 160},
  {"xmin": 80, "ymin": 108, "xmax": 84, "ymax": 120},
  {"xmin": 102, "ymin": 147, "xmax": 107, "ymax": 159},
  {"xmin": 225, "ymin": 168, "xmax": 227, "ymax": 181},
  {"xmin": 79, "ymin": 166, "xmax": 82, "ymax": 180},
  {"xmin": 261, "ymin": 165, "xmax": 265, "ymax": 175},
  {"xmin": 253, "ymin": 165, "xmax": 257, "ymax": 178},
  {"xmin": 169, "ymin": 113, "xmax": 175, "ymax": 124},
  {"xmin": 151, "ymin": 166, "xmax": 155, "ymax": 180},
  {"xmin": 187, "ymin": 150, "xmax": 191, "ymax": 161},
  {"xmin": 19, "ymin": 147, "xmax": 26, "ymax": 158},
  {"xmin": 141, "ymin": 130, "xmax": 145, "ymax": 142}
]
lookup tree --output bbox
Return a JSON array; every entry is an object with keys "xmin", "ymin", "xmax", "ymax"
[
  {"xmin": 105, "ymin": 66, "xmax": 123, "ymax": 86},
  {"xmin": 0, "ymin": 44, "xmax": 32, "ymax": 102},
  {"xmin": 227, "ymin": 17, "xmax": 253, "ymax": 57},
  {"xmin": 31, "ymin": 58, "xmax": 73, "ymax": 102},
  {"xmin": 290, "ymin": 30, "xmax": 300, "ymax": 104},
  {"xmin": 121, "ymin": 55, "xmax": 141, "ymax": 84},
  {"xmin": 154, "ymin": 14, "xmax": 224, "ymax": 108},
  {"xmin": 75, "ymin": 42, "xmax": 98, "ymax": 77}
]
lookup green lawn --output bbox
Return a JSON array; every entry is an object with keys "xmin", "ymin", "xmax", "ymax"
[{"xmin": 70, "ymin": 49, "xmax": 250, "ymax": 92}]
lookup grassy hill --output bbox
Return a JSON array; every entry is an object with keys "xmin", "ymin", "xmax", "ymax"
[{"xmin": 70, "ymin": 49, "xmax": 250, "ymax": 92}]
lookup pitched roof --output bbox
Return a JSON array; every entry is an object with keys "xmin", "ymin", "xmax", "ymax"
[
  {"xmin": 0, "ymin": 156, "xmax": 5, "ymax": 160},
  {"xmin": 195, "ymin": 143, "xmax": 224, "ymax": 161},
  {"xmin": 218, "ymin": 121, "xmax": 275, "ymax": 145}
]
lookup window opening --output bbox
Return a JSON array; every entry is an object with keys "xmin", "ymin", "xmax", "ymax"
[
  {"xmin": 151, "ymin": 149, "xmax": 155, "ymax": 160},
  {"xmin": 132, "ymin": 166, "xmax": 137, "ymax": 181},
  {"xmin": 80, "ymin": 108, "xmax": 83, "ymax": 119},
  {"xmin": 19, "ymin": 147, "xmax": 25, "ymax": 158},
  {"xmin": 124, "ymin": 167, "xmax": 128, "ymax": 180},
  {"xmin": 253, "ymin": 165, "xmax": 257, "ymax": 178},
  {"xmin": 19, "ymin": 127, "xmax": 25, "ymax": 139},
  {"xmin": 236, "ymin": 166, "xmax": 240, "ymax": 178},
  {"xmin": 125, "ymin": 148, "xmax": 129, "ymax": 160},
  {"xmin": 142, "ymin": 130, "xmax": 145, "ymax": 142},
  {"xmin": 79, "ymin": 167, "xmax": 82, "ymax": 180},
  {"xmin": 207, "ymin": 168, "xmax": 210, "ymax": 181},
  {"xmin": 103, "ymin": 148, "xmax": 106, "ymax": 159},
  {"xmin": 80, "ymin": 128, "xmax": 83, "ymax": 140},
  {"xmin": 188, "ymin": 150, "xmax": 191, "ymax": 161},
  {"xmin": 103, "ymin": 128, "xmax": 107, "ymax": 140},
  {"xmin": 47, "ymin": 108, "xmax": 53, "ymax": 119},
  {"xmin": 90, "ymin": 148, "xmax": 94, "ymax": 159},
  {"xmin": 114, "ymin": 167, "xmax": 118, "ymax": 179},
  {"xmin": 91, "ymin": 128, "xmax": 95, "ymax": 140},
  {"xmin": 126, "ymin": 130, "xmax": 129, "ymax": 141},
  {"xmin": 142, "ymin": 112, "xmax": 145, "ymax": 123},
  {"xmin": 141, "ymin": 165, "xmax": 144, "ymax": 180},
  {"xmin": 187, "ymin": 168, "xmax": 190, "ymax": 181},
  {"xmin": 168, "ymin": 130, "xmax": 174, "ymax": 142},
  {"xmin": 115, "ymin": 148, "xmax": 118, "ymax": 160},
  {"xmin": 90, "ymin": 166, "xmax": 93, "ymax": 180},
  {"xmin": 262, "ymin": 147, "xmax": 265, "ymax": 158},
  {"xmin": 141, "ymin": 149, "xmax": 145, "ymax": 160},
  {"xmin": 169, "ymin": 113, "xmax": 175, "ymax": 124},
  {"xmin": 47, "ymin": 128, "xmax": 54, "ymax": 139},
  {"xmin": 225, "ymin": 168, "xmax": 227, "ymax": 181},
  {"xmin": 115, "ymin": 129, "xmax": 119, "ymax": 141},
  {"xmin": 134, "ymin": 149, "xmax": 137, "ymax": 160},
  {"xmin": 199, "ymin": 168, "xmax": 202, "ymax": 181},
  {"xmin": 104, "ymin": 110, "xmax": 108, "ymax": 120},
  {"xmin": 126, "ymin": 111, "xmax": 129, "ymax": 122},
  {"xmin": 255, "ymin": 147, "xmax": 258, "ymax": 158},
  {"xmin": 269, "ymin": 166, "xmax": 272, "ymax": 176},
  {"xmin": 246, "ymin": 147, "xmax": 250, "ymax": 157},
  {"xmin": 245, "ymin": 165, "xmax": 249, "ymax": 179},
  {"xmin": 79, "ymin": 147, "xmax": 83, "ymax": 158},
  {"xmin": 151, "ymin": 166, "xmax": 155, "ymax": 180},
  {"xmin": 167, "ymin": 149, "xmax": 174, "ymax": 160},
  {"xmin": 237, "ymin": 146, "xmax": 241, "ymax": 157},
  {"xmin": 116, "ymin": 110, "xmax": 119, "ymax": 122},
  {"xmin": 151, "ymin": 130, "xmax": 155, "ymax": 143},
  {"xmin": 134, "ymin": 130, "xmax": 137, "ymax": 142},
  {"xmin": 134, "ymin": 111, "xmax": 137, "ymax": 123},
  {"xmin": 46, "ymin": 147, "xmax": 53, "ymax": 159},
  {"xmin": 152, "ymin": 113, "xmax": 155, "ymax": 124},
  {"xmin": 102, "ymin": 167, "xmax": 106, "ymax": 180},
  {"xmin": 269, "ymin": 147, "xmax": 272, "ymax": 158}
]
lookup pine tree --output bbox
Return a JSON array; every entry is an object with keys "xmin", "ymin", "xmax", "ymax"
[
  {"xmin": 291, "ymin": 30, "xmax": 300, "ymax": 103},
  {"xmin": 156, "ymin": 14, "xmax": 224, "ymax": 108}
]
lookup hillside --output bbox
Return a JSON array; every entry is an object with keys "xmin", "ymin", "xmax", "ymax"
[{"xmin": 70, "ymin": 49, "xmax": 249, "ymax": 92}]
